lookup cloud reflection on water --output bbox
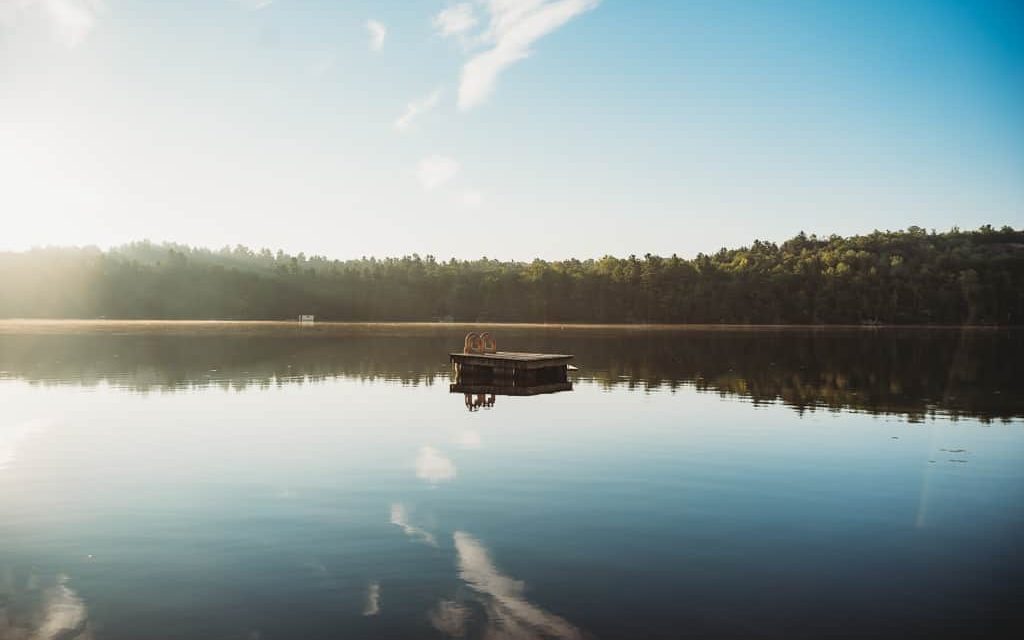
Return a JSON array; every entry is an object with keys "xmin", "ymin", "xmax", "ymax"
[
  {"xmin": 452, "ymin": 531, "xmax": 585, "ymax": 640},
  {"xmin": 429, "ymin": 599, "xmax": 470, "ymax": 637},
  {"xmin": 416, "ymin": 445, "xmax": 457, "ymax": 484},
  {"xmin": 0, "ymin": 419, "xmax": 49, "ymax": 472},
  {"xmin": 0, "ymin": 573, "xmax": 93, "ymax": 640},
  {"xmin": 363, "ymin": 581, "xmax": 381, "ymax": 616},
  {"xmin": 389, "ymin": 503, "xmax": 438, "ymax": 547}
]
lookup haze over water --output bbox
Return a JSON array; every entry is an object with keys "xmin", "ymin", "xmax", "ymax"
[{"xmin": 1, "ymin": 323, "xmax": 1022, "ymax": 639}]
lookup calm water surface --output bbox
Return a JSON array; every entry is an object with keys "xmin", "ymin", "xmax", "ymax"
[{"xmin": 1, "ymin": 324, "xmax": 1022, "ymax": 639}]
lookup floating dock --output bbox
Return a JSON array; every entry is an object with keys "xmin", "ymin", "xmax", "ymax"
[{"xmin": 450, "ymin": 351, "xmax": 574, "ymax": 385}]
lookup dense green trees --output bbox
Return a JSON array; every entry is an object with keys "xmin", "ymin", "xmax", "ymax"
[{"xmin": 1, "ymin": 226, "xmax": 1021, "ymax": 323}]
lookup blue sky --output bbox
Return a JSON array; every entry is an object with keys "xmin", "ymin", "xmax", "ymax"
[{"xmin": 1, "ymin": 0, "xmax": 1022, "ymax": 259}]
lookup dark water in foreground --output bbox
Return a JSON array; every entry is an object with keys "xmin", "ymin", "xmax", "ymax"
[{"xmin": 1, "ymin": 324, "xmax": 1022, "ymax": 640}]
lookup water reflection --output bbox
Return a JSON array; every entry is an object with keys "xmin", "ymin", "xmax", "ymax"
[
  {"xmin": 0, "ymin": 419, "xmax": 48, "ymax": 472},
  {"xmin": 432, "ymin": 532, "xmax": 585, "ymax": 640},
  {"xmin": 463, "ymin": 393, "xmax": 496, "ymax": 411},
  {"xmin": 389, "ymin": 504, "xmax": 437, "ymax": 547},
  {"xmin": 1, "ymin": 323, "xmax": 1021, "ymax": 639},
  {"xmin": 362, "ymin": 582, "xmax": 381, "ymax": 617},
  {"xmin": 429, "ymin": 600, "xmax": 471, "ymax": 637},
  {"xmin": 388, "ymin": 508, "xmax": 587, "ymax": 640},
  {"xmin": 453, "ymin": 382, "xmax": 574, "ymax": 412},
  {"xmin": 0, "ymin": 324, "xmax": 1021, "ymax": 419},
  {"xmin": 0, "ymin": 573, "xmax": 93, "ymax": 640},
  {"xmin": 416, "ymin": 446, "xmax": 458, "ymax": 484}
]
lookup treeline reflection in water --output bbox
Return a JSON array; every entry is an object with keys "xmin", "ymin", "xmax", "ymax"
[{"xmin": 0, "ymin": 324, "xmax": 1020, "ymax": 421}]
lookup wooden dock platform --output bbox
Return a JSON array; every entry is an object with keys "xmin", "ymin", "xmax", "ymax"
[{"xmin": 450, "ymin": 351, "xmax": 574, "ymax": 385}]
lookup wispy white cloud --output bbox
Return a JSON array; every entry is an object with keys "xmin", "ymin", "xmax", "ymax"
[
  {"xmin": 44, "ymin": 0, "xmax": 100, "ymax": 47},
  {"xmin": 460, "ymin": 190, "xmax": 483, "ymax": 208},
  {"xmin": 394, "ymin": 89, "xmax": 443, "ymax": 132},
  {"xmin": 366, "ymin": 19, "xmax": 387, "ymax": 51},
  {"xmin": 307, "ymin": 51, "xmax": 338, "ymax": 78},
  {"xmin": 0, "ymin": 0, "xmax": 103, "ymax": 48},
  {"xmin": 434, "ymin": 3, "xmax": 478, "ymax": 38},
  {"xmin": 417, "ymin": 156, "xmax": 460, "ymax": 191},
  {"xmin": 230, "ymin": 0, "xmax": 273, "ymax": 10},
  {"xmin": 458, "ymin": 0, "xmax": 599, "ymax": 110}
]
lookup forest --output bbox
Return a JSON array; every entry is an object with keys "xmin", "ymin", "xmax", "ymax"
[{"xmin": 1, "ymin": 226, "xmax": 1021, "ymax": 324}]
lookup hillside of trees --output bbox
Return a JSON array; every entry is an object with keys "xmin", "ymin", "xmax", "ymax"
[{"xmin": 1, "ymin": 226, "xmax": 1021, "ymax": 324}]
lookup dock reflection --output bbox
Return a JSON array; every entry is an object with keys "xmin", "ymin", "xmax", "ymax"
[
  {"xmin": 461, "ymin": 392, "xmax": 495, "ymax": 411},
  {"xmin": 451, "ymin": 382, "xmax": 573, "ymax": 410}
]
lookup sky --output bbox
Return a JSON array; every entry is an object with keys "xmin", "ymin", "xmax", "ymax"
[{"xmin": 1, "ymin": 0, "xmax": 1022, "ymax": 260}]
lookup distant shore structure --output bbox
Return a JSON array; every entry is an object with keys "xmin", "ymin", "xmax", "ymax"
[{"xmin": 299, "ymin": 314, "xmax": 315, "ymax": 324}]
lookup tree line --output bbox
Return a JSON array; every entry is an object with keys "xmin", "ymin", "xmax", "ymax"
[{"xmin": 1, "ymin": 226, "xmax": 1021, "ymax": 324}]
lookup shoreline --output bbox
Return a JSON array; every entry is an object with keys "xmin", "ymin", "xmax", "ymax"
[{"xmin": 0, "ymin": 318, "xmax": 1016, "ymax": 335}]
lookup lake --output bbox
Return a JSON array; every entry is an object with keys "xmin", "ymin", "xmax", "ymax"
[{"xmin": 1, "ymin": 322, "xmax": 1022, "ymax": 639}]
